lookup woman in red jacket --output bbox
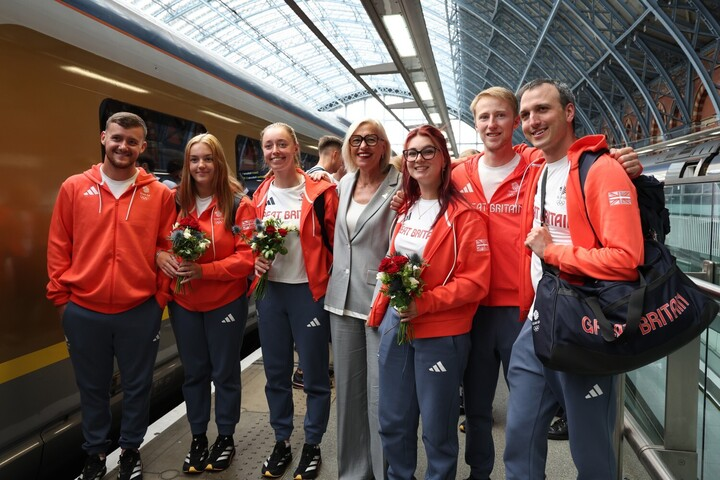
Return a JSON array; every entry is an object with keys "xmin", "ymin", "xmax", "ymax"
[
  {"xmin": 367, "ymin": 125, "xmax": 491, "ymax": 480},
  {"xmin": 252, "ymin": 122, "xmax": 338, "ymax": 480},
  {"xmin": 155, "ymin": 133, "xmax": 255, "ymax": 474}
]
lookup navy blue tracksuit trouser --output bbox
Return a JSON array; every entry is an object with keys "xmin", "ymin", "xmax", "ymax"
[
  {"xmin": 463, "ymin": 305, "xmax": 523, "ymax": 479},
  {"xmin": 256, "ymin": 281, "xmax": 331, "ymax": 445},
  {"xmin": 504, "ymin": 320, "xmax": 618, "ymax": 479},
  {"xmin": 169, "ymin": 296, "xmax": 247, "ymax": 436},
  {"xmin": 378, "ymin": 308, "xmax": 470, "ymax": 480},
  {"xmin": 63, "ymin": 298, "xmax": 162, "ymax": 454}
]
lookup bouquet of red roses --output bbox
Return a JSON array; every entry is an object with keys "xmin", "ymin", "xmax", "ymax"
[
  {"xmin": 169, "ymin": 217, "xmax": 211, "ymax": 294},
  {"xmin": 376, "ymin": 252, "xmax": 427, "ymax": 344},
  {"xmin": 250, "ymin": 217, "xmax": 298, "ymax": 300}
]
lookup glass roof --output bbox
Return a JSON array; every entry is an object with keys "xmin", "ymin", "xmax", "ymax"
[
  {"xmin": 121, "ymin": 0, "xmax": 720, "ymax": 149},
  {"xmin": 123, "ymin": 0, "xmax": 418, "ymax": 113}
]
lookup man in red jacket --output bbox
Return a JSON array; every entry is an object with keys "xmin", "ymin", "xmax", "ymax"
[
  {"xmin": 503, "ymin": 79, "xmax": 643, "ymax": 479},
  {"xmin": 455, "ymin": 86, "xmax": 640, "ymax": 480},
  {"xmin": 46, "ymin": 112, "xmax": 176, "ymax": 480}
]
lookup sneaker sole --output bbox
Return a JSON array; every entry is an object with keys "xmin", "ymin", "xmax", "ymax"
[
  {"xmin": 75, "ymin": 466, "xmax": 107, "ymax": 480},
  {"xmin": 293, "ymin": 462, "xmax": 322, "ymax": 479},
  {"xmin": 206, "ymin": 449, "xmax": 234, "ymax": 471},
  {"xmin": 183, "ymin": 465, "xmax": 205, "ymax": 474}
]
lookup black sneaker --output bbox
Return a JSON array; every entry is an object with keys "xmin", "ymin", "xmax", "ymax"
[
  {"xmin": 205, "ymin": 435, "xmax": 235, "ymax": 471},
  {"xmin": 183, "ymin": 434, "xmax": 209, "ymax": 474},
  {"xmin": 261, "ymin": 441, "xmax": 292, "ymax": 478},
  {"xmin": 292, "ymin": 443, "xmax": 321, "ymax": 479},
  {"xmin": 292, "ymin": 368, "xmax": 304, "ymax": 389},
  {"xmin": 548, "ymin": 415, "xmax": 569, "ymax": 440},
  {"xmin": 76, "ymin": 454, "xmax": 106, "ymax": 480},
  {"xmin": 117, "ymin": 449, "xmax": 142, "ymax": 480}
]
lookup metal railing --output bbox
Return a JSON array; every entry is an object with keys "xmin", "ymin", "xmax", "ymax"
[{"xmin": 623, "ymin": 277, "xmax": 720, "ymax": 479}]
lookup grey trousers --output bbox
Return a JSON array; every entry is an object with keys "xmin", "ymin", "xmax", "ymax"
[{"xmin": 330, "ymin": 312, "xmax": 385, "ymax": 480}]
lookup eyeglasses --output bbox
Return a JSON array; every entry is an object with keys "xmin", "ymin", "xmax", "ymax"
[
  {"xmin": 403, "ymin": 146, "xmax": 439, "ymax": 162},
  {"xmin": 349, "ymin": 134, "xmax": 382, "ymax": 147}
]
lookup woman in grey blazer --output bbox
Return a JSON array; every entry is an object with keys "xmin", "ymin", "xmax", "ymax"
[{"xmin": 324, "ymin": 118, "xmax": 401, "ymax": 480}]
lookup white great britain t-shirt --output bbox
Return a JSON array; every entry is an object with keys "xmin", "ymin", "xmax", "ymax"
[
  {"xmin": 530, "ymin": 157, "xmax": 572, "ymax": 294},
  {"xmin": 395, "ymin": 198, "xmax": 440, "ymax": 257},
  {"xmin": 263, "ymin": 178, "xmax": 308, "ymax": 284},
  {"xmin": 478, "ymin": 153, "xmax": 520, "ymax": 200}
]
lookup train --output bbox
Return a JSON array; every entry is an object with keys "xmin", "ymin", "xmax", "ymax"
[{"xmin": 0, "ymin": 1, "xmax": 347, "ymax": 478}]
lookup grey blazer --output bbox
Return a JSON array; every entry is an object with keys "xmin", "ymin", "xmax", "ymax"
[{"xmin": 324, "ymin": 167, "xmax": 402, "ymax": 320}]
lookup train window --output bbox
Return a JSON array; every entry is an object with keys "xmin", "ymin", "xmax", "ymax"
[
  {"xmin": 236, "ymin": 135, "xmax": 266, "ymax": 195},
  {"xmin": 681, "ymin": 162, "xmax": 698, "ymax": 177},
  {"xmin": 100, "ymin": 99, "xmax": 206, "ymax": 174},
  {"xmin": 234, "ymin": 135, "xmax": 320, "ymax": 195},
  {"xmin": 301, "ymin": 152, "xmax": 319, "ymax": 170}
]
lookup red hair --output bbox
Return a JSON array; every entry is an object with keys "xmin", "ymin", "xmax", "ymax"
[{"xmin": 401, "ymin": 125, "xmax": 462, "ymax": 224}]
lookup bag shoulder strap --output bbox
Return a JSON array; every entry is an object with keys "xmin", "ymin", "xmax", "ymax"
[
  {"xmin": 313, "ymin": 191, "xmax": 332, "ymax": 252},
  {"xmin": 577, "ymin": 149, "xmax": 608, "ymax": 244},
  {"xmin": 578, "ymin": 149, "xmax": 648, "ymax": 342}
]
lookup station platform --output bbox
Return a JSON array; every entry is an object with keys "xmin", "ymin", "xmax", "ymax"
[{"xmin": 105, "ymin": 348, "xmax": 652, "ymax": 479}]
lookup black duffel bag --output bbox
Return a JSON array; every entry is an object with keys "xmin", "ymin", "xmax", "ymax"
[{"xmin": 532, "ymin": 239, "xmax": 718, "ymax": 375}]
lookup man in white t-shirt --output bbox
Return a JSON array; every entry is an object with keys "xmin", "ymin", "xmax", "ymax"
[
  {"xmin": 503, "ymin": 79, "xmax": 643, "ymax": 479},
  {"xmin": 454, "ymin": 87, "xmax": 640, "ymax": 480}
]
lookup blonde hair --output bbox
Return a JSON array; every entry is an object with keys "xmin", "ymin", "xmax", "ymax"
[
  {"xmin": 179, "ymin": 133, "xmax": 242, "ymax": 229},
  {"xmin": 470, "ymin": 86, "xmax": 519, "ymax": 118},
  {"xmin": 341, "ymin": 118, "xmax": 392, "ymax": 174}
]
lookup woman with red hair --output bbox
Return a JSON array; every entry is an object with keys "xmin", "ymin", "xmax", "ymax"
[{"xmin": 367, "ymin": 125, "xmax": 491, "ymax": 479}]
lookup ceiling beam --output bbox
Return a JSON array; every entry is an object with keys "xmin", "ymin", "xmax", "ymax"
[
  {"xmin": 361, "ymin": 0, "xmax": 459, "ymax": 155},
  {"xmin": 283, "ymin": 0, "xmax": 412, "ymax": 131}
]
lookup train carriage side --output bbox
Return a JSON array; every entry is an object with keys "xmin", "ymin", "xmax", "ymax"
[{"xmin": 0, "ymin": 4, "xmax": 343, "ymax": 478}]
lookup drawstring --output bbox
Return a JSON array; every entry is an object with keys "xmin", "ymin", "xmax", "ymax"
[
  {"xmin": 125, "ymin": 186, "xmax": 138, "ymax": 221},
  {"xmin": 442, "ymin": 223, "xmax": 457, "ymax": 286},
  {"xmin": 209, "ymin": 206, "xmax": 217, "ymax": 259},
  {"xmin": 515, "ymin": 159, "xmax": 543, "ymax": 206},
  {"xmin": 96, "ymin": 183, "xmax": 102, "ymax": 213}
]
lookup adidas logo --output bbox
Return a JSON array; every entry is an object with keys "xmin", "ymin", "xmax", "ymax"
[
  {"xmin": 460, "ymin": 182, "xmax": 474, "ymax": 194},
  {"xmin": 266, "ymin": 197, "xmax": 276, "ymax": 206},
  {"xmin": 221, "ymin": 313, "xmax": 236, "ymax": 323},
  {"xmin": 585, "ymin": 384, "xmax": 604, "ymax": 399},
  {"xmin": 84, "ymin": 186, "xmax": 100, "ymax": 196},
  {"xmin": 307, "ymin": 318, "xmax": 321, "ymax": 328},
  {"xmin": 428, "ymin": 361, "xmax": 447, "ymax": 373},
  {"xmin": 152, "ymin": 333, "xmax": 161, "ymax": 342}
]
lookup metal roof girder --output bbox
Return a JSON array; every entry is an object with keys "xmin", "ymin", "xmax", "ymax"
[
  {"xmin": 540, "ymin": 36, "xmax": 629, "ymax": 143},
  {"xmin": 284, "ymin": 0, "xmax": 412, "ymax": 131},
  {"xmin": 396, "ymin": 0, "xmax": 459, "ymax": 154},
  {"xmin": 561, "ymin": 0, "xmax": 664, "ymax": 138},
  {"xmin": 359, "ymin": 0, "xmax": 457, "ymax": 150},
  {"xmin": 515, "ymin": 0, "xmax": 562, "ymax": 90},
  {"xmin": 529, "ymin": 52, "xmax": 617, "ymax": 140},
  {"xmin": 457, "ymin": 3, "xmax": 529, "ymax": 54},
  {"xmin": 641, "ymin": 0, "xmax": 720, "ymax": 119},
  {"xmin": 690, "ymin": 0, "xmax": 720, "ymax": 37}
]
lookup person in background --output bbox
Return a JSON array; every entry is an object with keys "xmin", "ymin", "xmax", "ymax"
[
  {"xmin": 155, "ymin": 133, "xmax": 255, "ymax": 474},
  {"xmin": 161, "ymin": 159, "xmax": 183, "ymax": 189},
  {"xmin": 305, "ymin": 135, "xmax": 344, "ymax": 184},
  {"xmin": 253, "ymin": 122, "xmax": 338, "ymax": 480},
  {"xmin": 46, "ymin": 112, "xmax": 176, "ymax": 480},
  {"xmin": 322, "ymin": 118, "xmax": 401, "ymax": 480},
  {"xmin": 137, "ymin": 155, "xmax": 156, "ymax": 178},
  {"xmin": 504, "ymin": 78, "xmax": 643, "ymax": 479},
  {"xmin": 367, "ymin": 124, "xmax": 491, "ymax": 480}
]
